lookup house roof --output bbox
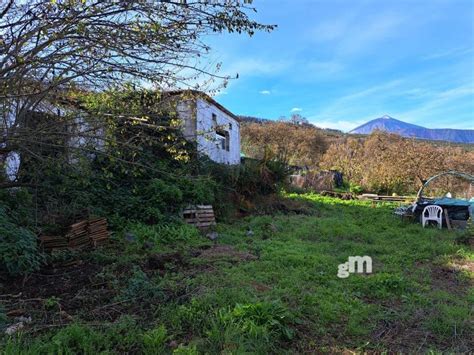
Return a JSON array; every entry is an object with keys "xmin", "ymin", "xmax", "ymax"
[{"xmin": 165, "ymin": 90, "xmax": 240, "ymax": 122}]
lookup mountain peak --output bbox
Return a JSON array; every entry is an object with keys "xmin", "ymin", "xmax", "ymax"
[{"xmin": 350, "ymin": 116, "xmax": 474, "ymax": 144}]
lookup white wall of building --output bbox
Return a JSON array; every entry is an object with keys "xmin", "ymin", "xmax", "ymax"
[{"xmin": 194, "ymin": 98, "xmax": 240, "ymax": 165}]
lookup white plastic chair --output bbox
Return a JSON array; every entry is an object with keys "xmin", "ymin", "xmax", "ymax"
[{"xmin": 422, "ymin": 205, "xmax": 443, "ymax": 229}]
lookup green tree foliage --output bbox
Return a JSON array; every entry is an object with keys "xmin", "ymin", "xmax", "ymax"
[
  {"xmin": 1, "ymin": 0, "xmax": 275, "ymax": 189},
  {"xmin": 0, "ymin": 206, "xmax": 44, "ymax": 276}
]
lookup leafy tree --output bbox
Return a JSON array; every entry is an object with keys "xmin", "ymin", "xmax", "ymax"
[
  {"xmin": 241, "ymin": 121, "xmax": 327, "ymax": 169},
  {"xmin": 0, "ymin": 0, "xmax": 275, "ymax": 187},
  {"xmin": 321, "ymin": 131, "xmax": 474, "ymax": 194}
]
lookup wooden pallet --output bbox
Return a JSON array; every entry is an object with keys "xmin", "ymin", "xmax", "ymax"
[
  {"xmin": 39, "ymin": 218, "xmax": 110, "ymax": 252},
  {"xmin": 183, "ymin": 205, "xmax": 216, "ymax": 229}
]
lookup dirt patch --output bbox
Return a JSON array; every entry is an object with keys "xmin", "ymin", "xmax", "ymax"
[
  {"xmin": 0, "ymin": 260, "xmax": 111, "ymax": 330},
  {"xmin": 446, "ymin": 259, "xmax": 474, "ymax": 274},
  {"xmin": 368, "ymin": 260, "xmax": 473, "ymax": 352},
  {"xmin": 147, "ymin": 252, "xmax": 188, "ymax": 272},
  {"xmin": 197, "ymin": 245, "xmax": 257, "ymax": 262},
  {"xmin": 2, "ymin": 260, "xmax": 102, "ymax": 299},
  {"xmin": 249, "ymin": 281, "xmax": 272, "ymax": 293},
  {"xmin": 371, "ymin": 311, "xmax": 436, "ymax": 352},
  {"xmin": 430, "ymin": 261, "xmax": 473, "ymax": 296}
]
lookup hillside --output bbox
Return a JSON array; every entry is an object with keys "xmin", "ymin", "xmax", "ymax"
[
  {"xmin": 350, "ymin": 115, "xmax": 474, "ymax": 144},
  {"xmin": 238, "ymin": 115, "xmax": 344, "ymax": 136}
]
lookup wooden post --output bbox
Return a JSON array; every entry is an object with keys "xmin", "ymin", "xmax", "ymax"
[{"xmin": 444, "ymin": 209, "xmax": 452, "ymax": 230}]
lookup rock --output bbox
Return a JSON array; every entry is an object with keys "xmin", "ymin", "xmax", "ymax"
[
  {"xmin": 169, "ymin": 340, "xmax": 178, "ymax": 349},
  {"xmin": 60, "ymin": 311, "xmax": 73, "ymax": 321},
  {"xmin": 142, "ymin": 241, "xmax": 154, "ymax": 250},
  {"xmin": 5, "ymin": 322, "xmax": 24, "ymax": 335},
  {"xmin": 124, "ymin": 232, "xmax": 137, "ymax": 243},
  {"xmin": 14, "ymin": 316, "xmax": 31, "ymax": 324},
  {"xmin": 268, "ymin": 223, "xmax": 278, "ymax": 233},
  {"xmin": 206, "ymin": 232, "xmax": 218, "ymax": 241}
]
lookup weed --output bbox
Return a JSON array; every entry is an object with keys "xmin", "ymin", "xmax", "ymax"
[
  {"xmin": 44, "ymin": 296, "xmax": 60, "ymax": 310},
  {"xmin": 0, "ymin": 207, "xmax": 45, "ymax": 276},
  {"xmin": 206, "ymin": 301, "xmax": 294, "ymax": 353},
  {"xmin": 142, "ymin": 325, "xmax": 168, "ymax": 354},
  {"xmin": 121, "ymin": 266, "xmax": 162, "ymax": 301}
]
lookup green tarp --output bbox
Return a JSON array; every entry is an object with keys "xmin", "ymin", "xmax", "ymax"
[{"xmin": 433, "ymin": 197, "xmax": 473, "ymax": 207}]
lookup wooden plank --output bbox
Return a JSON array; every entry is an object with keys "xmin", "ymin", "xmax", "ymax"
[
  {"xmin": 195, "ymin": 222, "xmax": 216, "ymax": 227},
  {"xmin": 185, "ymin": 216, "xmax": 216, "ymax": 222},
  {"xmin": 185, "ymin": 212, "xmax": 215, "ymax": 218},
  {"xmin": 183, "ymin": 205, "xmax": 216, "ymax": 229}
]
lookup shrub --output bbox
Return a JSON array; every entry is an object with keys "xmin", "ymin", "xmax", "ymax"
[
  {"xmin": 222, "ymin": 302, "xmax": 294, "ymax": 340},
  {"xmin": 121, "ymin": 266, "xmax": 162, "ymax": 301},
  {"xmin": 349, "ymin": 183, "xmax": 363, "ymax": 194},
  {"xmin": 206, "ymin": 301, "xmax": 294, "ymax": 352},
  {"xmin": 0, "ymin": 207, "xmax": 44, "ymax": 276},
  {"xmin": 142, "ymin": 325, "xmax": 168, "ymax": 354}
]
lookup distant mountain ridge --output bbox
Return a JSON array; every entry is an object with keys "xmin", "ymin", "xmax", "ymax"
[{"xmin": 349, "ymin": 115, "xmax": 474, "ymax": 144}]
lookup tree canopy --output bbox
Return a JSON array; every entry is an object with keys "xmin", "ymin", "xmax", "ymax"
[{"xmin": 0, "ymin": 0, "xmax": 274, "ymax": 186}]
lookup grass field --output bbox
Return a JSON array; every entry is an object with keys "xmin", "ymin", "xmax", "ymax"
[{"xmin": 1, "ymin": 193, "xmax": 473, "ymax": 353}]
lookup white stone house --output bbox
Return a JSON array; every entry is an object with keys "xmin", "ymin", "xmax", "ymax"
[
  {"xmin": 171, "ymin": 90, "xmax": 241, "ymax": 165},
  {"xmin": 2, "ymin": 90, "xmax": 241, "ymax": 180}
]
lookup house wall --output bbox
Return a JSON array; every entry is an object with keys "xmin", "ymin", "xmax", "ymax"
[
  {"xmin": 194, "ymin": 98, "xmax": 240, "ymax": 165},
  {"xmin": 176, "ymin": 99, "xmax": 197, "ymax": 141}
]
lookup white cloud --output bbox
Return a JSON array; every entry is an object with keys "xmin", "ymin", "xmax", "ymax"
[
  {"xmin": 421, "ymin": 47, "xmax": 473, "ymax": 61},
  {"xmin": 309, "ymin": 119, "xmax": 365, "ymax": 132},
  {"xmin": 291, "ymin": 107, "xmax": 302, "ymax": 112},
  {"xmin": 315, "ymin": 79, "xmax": 405, "ymax": 119},
  {"xmin": 392, "ymin": 84, "xmax": 474, "ymax": 128},
  {"xmin": 311, "ymin": 12, "xmax": 408, "ymax": 56},
  {"xmin": 259, "ymin": 90, "xmax": 271, "ymax": 95},
  {"xmin": 312, "ymin": 81, "xmax": 474, "ymax": 131}
]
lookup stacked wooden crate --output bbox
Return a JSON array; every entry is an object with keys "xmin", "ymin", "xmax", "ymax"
[
  {"xmin": 88, "ymin": 217, "xmax": 109, "ymax": 246},
  {"xmin": 67, "ymin": 220, "xmax": 90, "ymax": 249},
  {"xmin": 183, "ymin": 205, "xmax": 216, "ymax": 230},
  {"xmin": 39, "ymin": 218, "xmax": 109, "ymax": 252},
  {"xmin": 38, "ymin": 235, "xmax": 69, "ymax": 251}
]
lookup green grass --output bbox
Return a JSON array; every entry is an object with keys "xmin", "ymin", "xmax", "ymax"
[{"xmin": 2, "ymin": 193, "xmax": 472, "ymax": 353}]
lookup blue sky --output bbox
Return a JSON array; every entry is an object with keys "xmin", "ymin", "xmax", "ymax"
[{"xmin": 205, "ymin": 0, "xmax": 474, "ymax": 131}]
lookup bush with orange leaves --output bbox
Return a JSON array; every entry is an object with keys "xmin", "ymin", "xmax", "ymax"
[
  {"xmin": 320, "ymin": 131, "xmax": 474, "ymax": 195},
  {"xmin": 241, "ymin": 121, "xmax": 328, "ymax": 169}
]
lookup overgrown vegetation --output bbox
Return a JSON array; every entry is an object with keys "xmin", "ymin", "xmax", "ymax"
[
  {"xmin": 321, "ymin": 131, "xmax": 474, "ymax": 194},
  {"xmin": 1, "ymin": 194, "xmax": 472, "ymax": 352},
  {"xmin": 0, "ymin": 205, "xmax": 44, "ymax": 276},
  {"xmin": 0, "ymin": 2, "xmax": 472, "ymax": 352},
  {"xmin": 241, "ymin": 119, "xmax": 328, "ymax": 168},
  {"xmin": 241, "ymin": 120, "xmax": 473, "ymax": 195}
]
